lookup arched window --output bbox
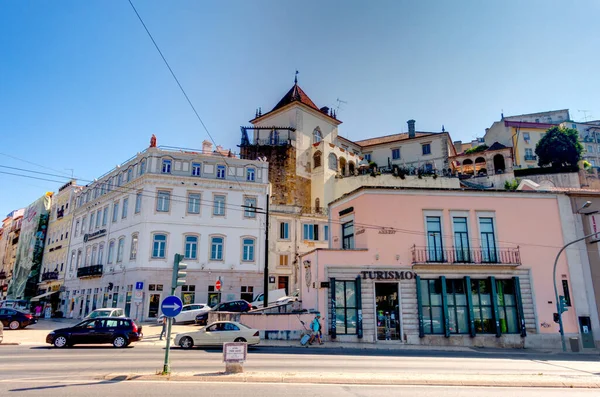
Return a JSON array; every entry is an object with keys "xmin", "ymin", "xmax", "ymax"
[
  {"xmin": 315, "ymin": 198, "xmax": 321, "ymax": 211},
  {"xmin": 313, "ymin": 128, "xmax": 322, "ymax": 144},
  {"xmin": 328, "ymin": 153, "xmax": 338, "ymax": 171},
  {"xmin": 139, "ymin": 159, "xmax": 146, "ymax": 176},
  {"xmin": 117, "ymin": 237, "xmax": 125, "ymax": 262},
  {"xmin": 130, "ymin": 234, "xmax": 138, "ymax": 260},
  {"xmin": 313, "ymin": 151, "xmax": 322, "ymax": 168},
  {"xmin": 339, "ymin": 157, "xmax": 347, "ymax": 175},
  {"xmin": 98, "ymin": 243, "xmax": 105, "ymax": 265},
  {"xmin": 349, "ymin": 161, "xmax": 355, "ymax": 175}
]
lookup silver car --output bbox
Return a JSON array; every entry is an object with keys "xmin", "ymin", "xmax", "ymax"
[{"xmin": 85, "ymin": 308, "xmax": 125, "ymax": 319}]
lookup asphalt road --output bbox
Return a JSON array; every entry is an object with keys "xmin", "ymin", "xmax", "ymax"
[
  {"xmin": 1, "ymin": 344, "xmax": 599, "ymax": 379},
  {"xmin": 0, "ymin": 381, "xmax": 598, "ymax": 397}
]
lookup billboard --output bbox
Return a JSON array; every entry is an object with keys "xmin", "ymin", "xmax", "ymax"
[{"xmin": 7, "ymin": 193, "xmax": 52, "ymax": 300}]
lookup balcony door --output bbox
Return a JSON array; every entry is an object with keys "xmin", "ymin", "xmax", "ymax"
[
  {"xmin": 453, "ymin": 217, "xmax": 470, "ymax": 263},
  {"xmin": 426, "ymin": 216, "xmax": 443, "ymax": 262},
  {"xmin": 479, "ymin": 217, "xmax": 498, "ymax": 263}
]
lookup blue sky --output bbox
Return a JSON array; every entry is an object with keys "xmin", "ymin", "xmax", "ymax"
[{"xmin": 1, "ymin": 0, "xmax": 599, "ymax": 217}]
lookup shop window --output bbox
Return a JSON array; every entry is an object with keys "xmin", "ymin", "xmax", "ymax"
[
  {"xmin": 420, "ymin": 279, "xmax": 444, "ymax": 334},
  {"xmin": 471, "ymin": 279, "xmax": 494, "ymax": 333},
  {"xmin": 496, "ymin": 279, "xmax": 519, "ymax": 334},
  {"xmin": 241, "ymin": 286, "xmax": 254, "ymax": 302},
  {"xmin": 208, "ymin": 285, "xmax": 221, "ymax": 307},
  {"xmin": 446, "ymin": 279, "xmax": 469, "ymax": 334},
  {"xmin": 334, "ymin": 280, "xmax": 358, "ymax": 335},
  {"xmin": 181, "ymin": 285, "xmax": 196, "ymax": 305}
]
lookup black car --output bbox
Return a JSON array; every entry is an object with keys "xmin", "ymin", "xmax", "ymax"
[
  {"xmin": 195, "ymin": 300, "xmax": 252, "ymax": 325},
  {"xmin": 0, "ymin": 308, "xmax": 37, "ymax": 330},
  {"xmin": 46, "ymin": 317, "xmax": 143, "ymax": 348}
]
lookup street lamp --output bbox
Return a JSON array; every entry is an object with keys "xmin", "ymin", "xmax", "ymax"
[{"xmin": 552, "ymin": 200, "xmax": 595, "ymax": 352}]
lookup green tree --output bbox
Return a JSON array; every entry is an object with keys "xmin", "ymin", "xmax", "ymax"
[{"xmin": 535, "ymin": 126, "xmax": 582, "ymax": 169}]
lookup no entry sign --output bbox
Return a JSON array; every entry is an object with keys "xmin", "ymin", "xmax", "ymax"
[{"xmin": 215, "ymin": 280, "xmax": 222, "ymax": 291}]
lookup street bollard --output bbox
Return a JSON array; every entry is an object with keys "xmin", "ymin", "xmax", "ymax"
[{"xmin": 223, "ymin": 342, "xmax": 247, "ymax": 374}]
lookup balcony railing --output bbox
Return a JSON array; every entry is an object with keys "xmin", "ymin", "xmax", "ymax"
[
  {"xmin": 77, "ymin": 265, "xmax": 103, "ymax": 278},
  {"xmin": 411, "ymin": 246, "xmax": 521, "ymax": 265},
  {"xmin": 41, "ymin": 271, "xmax": 59, "ymax": 281},
  {"xmin": 524, "ymin": 155, "xmax": 537, "ymax": 161}
]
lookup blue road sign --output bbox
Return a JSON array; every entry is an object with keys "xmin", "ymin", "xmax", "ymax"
[
  {"xmin": 135, "ymin": 282, "xmax": 144, "ymax": 290},
  {"xmin": 161, "ymin": 295, "xmax": 183, "ymax": 318}
]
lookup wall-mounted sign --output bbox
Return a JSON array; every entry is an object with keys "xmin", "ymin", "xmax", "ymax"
[
  {"xmin": 83, "ymin": 229, "xmax": 107, "ymax": 243},
  {"xmin": 360, "ymin": 270, "xmax": 415, "ymax": 280},
  {"xmin": 378, "ymin": 228, "xmax": 396, "ymax": 235},
  {"xmin": 355, "ymin": 228, "xmax": 365, "ymax": 235},
  {"xmin": 269, "ymin": 276, "xmax": 276, "ymax": 283}
]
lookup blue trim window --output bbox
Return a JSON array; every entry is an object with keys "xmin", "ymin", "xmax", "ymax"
[
  {"xmin": 156, "ymin": 191, "xmax": 170, "ymax": 212},
  {"xmin": 280, "ymin": 222, "xmax": 289, "ymax": 240},
  {"xmin": 188, "ymin": 193, "xmax": 201, "ymax": 214},
  {"xmin": 213, "ymin": 195, "xmax": 225, "ymax": 216},
  {"xmin": 364, "ymin": 153, "xmax": 371, "ymax": 161},
  {"xmin": 324, "ymin": 225, "xmax": 329, "ymax": 241},
  {"xmin": 152, "ymin": 234, "xmax": 167, "ymax": 258},
  {"xmin": 242, "ymin": 238, "xmax": 255, "ymax": 261},
  {"xmin": 303, "ymin": 224, "xmax": 318, "ymax": 241},
  {"xmin": 422, "ymin": 144, "xmax": 431, "ymax": 155},
  {"xmin": 122, "ymin": 198, "xmax": 128, "ymax": 219},
  {"xmin": 392, "ymin": 148, "xmax": 400, "ymax": 160},
  {"xmin": 216, "ymin": 165, "xmax": 226, "ymax": 179},
  {"xmin": 244, "ymin": 197, "xmax": 257, "ymax": 218},
  {"xmin": 139, "ymin": 159, "xmax": 146, "ymax": 175},
  {"xmin": 135, "ymin": 192, "xmax": 142, "ymax": 214},
  {"xmin": 184, "ymin": 236, "xmax": 198, "ymax": 260},
  {"xmin": 162, "ymin": 159, "xmax": 172, "ymax": 174},
  {"xmin": 210, "ymin": 237, "xmax": 224, "ymax": 260},
  {"xmin": 192, "ymin": 163, "xmax": 201, "ymax": 177},
  {"xmin": 246, "ymin": 168, "xmax": 255, "ymax": 181}
]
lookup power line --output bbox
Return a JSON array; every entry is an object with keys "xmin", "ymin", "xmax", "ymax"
[
  {"xmin": 0, "ymin": 152, "xmax": 73, "ymax": 177},
  {"xmin": 126, "ymin": 0, "xmax": 249, "ymax": 197},
  {"xmin": 0, "ymin": 171, "xmax": 69, "ymax": 184}
]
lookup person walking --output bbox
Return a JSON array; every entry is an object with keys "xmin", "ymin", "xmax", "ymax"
[
  {"xmin": 159, "ymin": 316, "xmax": 167, "ymax": 340},
  {"xmin": 308, "ymin": 313, "xmax": 324, "ymax": 345}
]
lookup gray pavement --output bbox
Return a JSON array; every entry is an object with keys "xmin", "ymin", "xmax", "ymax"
[{"xmin": 0, "ymin": 381, "xmax": 599, "ymax": 397}]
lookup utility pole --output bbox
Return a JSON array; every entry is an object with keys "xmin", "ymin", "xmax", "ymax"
[
  {"xmin": 163, "ymin": 253, "xmax": 186, "ymax": 374},
  {"xmin": 263, "ymin": 194, "xmax": 270, "ymax": 308}
]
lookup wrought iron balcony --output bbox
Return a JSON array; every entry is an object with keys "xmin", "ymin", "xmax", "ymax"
[
  {"xmin": 41, "ymin": 271, "xmax": 59, "ymax": 281},
  {"xmin": 411, "ymin": 246, "xmax": 521, "ymax": 266},
  {"xmin": 77, "ymin": 264, "xmax": 103, "ymax": 278}
]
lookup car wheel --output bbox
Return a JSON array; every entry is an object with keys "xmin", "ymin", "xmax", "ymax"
[
  {"xmin": 9, "ymin": 320, "xmax": 20, "ymax": 330},
  {"xmin": 179, "ymin": 336, "xmax": 193, "ymax": 349},
  {"xmin": 234, "ymin": 337, "xmax": 247, "ymax": 343},
  {"xmin": 54, "ymin": 335, "xmax": 68, "ymax": 348},
  {"xmin": 112, "ymin": 335, "xmax": 127, "ymax": 348}
]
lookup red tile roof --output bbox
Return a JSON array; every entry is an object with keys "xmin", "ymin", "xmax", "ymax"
[{"xmin": 352, "ymin": 132, "xmax": 439, "ymax": 147}]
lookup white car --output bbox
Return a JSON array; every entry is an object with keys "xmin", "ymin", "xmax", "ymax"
[
  {"xmin": 174, "ymin": 321, "xmax": 260, "ymax": 349},
  {"xmin": 275, "ymin": 290, "xmax": 300, "ymax": 305},
  {"xmin": 157, "ymin": 303, "xmax": 210, "ymax": 324},
  {"xmin": 85, "ymin": 308, "xmax": 125, "ymax": 319}
]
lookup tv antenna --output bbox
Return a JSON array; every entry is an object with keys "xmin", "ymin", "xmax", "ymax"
[
  {"xmin": 578, "ymin": 110, "xmax": 592, "ymax": 122},
  {"xmin": 335, "ymin": 98, "xmax": 348, "ymax": 112}
]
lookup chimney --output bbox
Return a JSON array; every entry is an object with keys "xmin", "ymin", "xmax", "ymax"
[
  {"xmin": 407, "ymin": 119, "xmax": 416, "ymax": 138},
  {"xmin": 202, "ymin": 140, "xmax": 213, "ymax": 154},
  {"xmin": 320, "ymin": 106, "xmax": 330, "ymax": 115}
]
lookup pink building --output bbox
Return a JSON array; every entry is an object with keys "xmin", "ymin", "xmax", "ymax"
[{"xmin": 300, "ymin": 186, "xmax": 585, "ymax": 349}]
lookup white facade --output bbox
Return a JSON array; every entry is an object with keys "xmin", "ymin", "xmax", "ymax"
[{"xmin": 62, "ymin": 145, "xmax": 269, "ymax": 321}]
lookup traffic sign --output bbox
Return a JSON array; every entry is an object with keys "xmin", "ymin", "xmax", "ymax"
[
  {"xmin": 161, "ymin": 295, "xmax": 183, "ymax": 318},
  {"xmin": 215, "ymin": 280, "xmax": 222, "ymax": 291},
  {"xmin": 133, "ymin": 290, "xmax": 143, "ymax": 302},
  {"xmin": 135, "ymin": 282, "xmax": 144, "ymax": 290}
]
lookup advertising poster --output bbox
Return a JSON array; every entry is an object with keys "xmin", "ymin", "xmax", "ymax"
[{"xmin": 7, "ymin": 193, "xmax": 52, "ymax": 300}]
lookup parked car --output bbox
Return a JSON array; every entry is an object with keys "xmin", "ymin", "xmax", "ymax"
[
  {"xmin": 157, "ymin": 303, "xmax": 210, "ymax": 324},
  {"xmin": 194, "ymin": 300, "xmax": 253, "ymax": 325},
  {"xmin": 46, "ymin": 317, "xmax": 143, "ymax": 348},
  {"xmin": 85, "ymin": 308, "xmax": 125, "ymax": 319},
  {"xmin": 275, "ymin": 290, "xmax": 300, "ymax": 305},
  {"xmin": 0, "ymin": 308, "xmax": 37, "ymax": 330},
  {"xmin": 0, "ymin": 299, "xmax": 30, "ymax": 312},
  {"xmin": 250, "ymin": 288, "xmax": 287, "ymax": 309},
  {"xmin": 175, "ymin": 321, "xmax": 260, "ymax": 349}
]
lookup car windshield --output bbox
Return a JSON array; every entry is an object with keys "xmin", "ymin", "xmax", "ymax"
[{"xmin": 88, "ymin": 310, "xmax": 111, "ymax": 318}]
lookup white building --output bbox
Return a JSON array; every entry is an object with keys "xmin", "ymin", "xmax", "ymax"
[{"xmin": 62, "ymin": 140, "xmax": 269, "ymax": 321}]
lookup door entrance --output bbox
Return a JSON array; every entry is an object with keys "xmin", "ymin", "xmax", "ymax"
[
  {"xmin": 579, "ymin": 316, "xmax": 595, "ymax": 348},
  {"xmin": 278, "ymin": 276, "xmax": 289, "ymax": 295},
  {"xmin": 148, "ymin": 294, "xmax": 160, "ymax": 318},
  {"xmin": 375, "ymin": 283, "xmax": 401, "ymax": 341}
]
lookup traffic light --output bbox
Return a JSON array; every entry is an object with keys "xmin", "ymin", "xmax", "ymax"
[
  {"xmin": 559, "ymin": 295, "xmax": 569, "ymax": 314},
  {"xmin": 172, "ymin": 253, "xmax": 188, "ymax": 290},
  {"xmin": 553, "ymin": 313, "xmax": 560, "ymax": 323}
]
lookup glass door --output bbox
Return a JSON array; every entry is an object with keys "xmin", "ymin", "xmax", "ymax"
[
  {"xmin": 148, "ymin": 294, "xmax": 160, "ymax": 318},
  {"xmin": 375, "ymin": 283, "xmax": 401, "ymax": 341}
]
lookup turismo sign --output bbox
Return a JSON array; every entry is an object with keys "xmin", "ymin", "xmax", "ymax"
[
  {"xmin": 83, "ymin": 229, "xmax": 107, "ymax": 243},
  {"xmin": 360, "ymin": 270, "xmax": 416, "ymax": 280}
]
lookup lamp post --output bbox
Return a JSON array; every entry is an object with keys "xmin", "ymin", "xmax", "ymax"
[{"xmin": 553, "ymin": 201, "xmax": 594, "ymax": 352}]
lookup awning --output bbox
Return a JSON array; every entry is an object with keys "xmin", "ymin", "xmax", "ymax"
[{"xmin": 30, "ymin": 290, "xmax": 58, "ymax": 302}]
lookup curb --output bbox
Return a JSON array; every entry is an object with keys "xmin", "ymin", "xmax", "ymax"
[
  {"xmin": 0, "ymin": 343, "xmax": 20, "ymax": 346},
  {"xmin": 99, "ymin": 373, "xmax": 600, "ymax": 388}
]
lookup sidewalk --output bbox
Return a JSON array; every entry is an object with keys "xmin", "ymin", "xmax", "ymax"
[{"xmin": 100, "ymin": 371, "xmax": 600, "ymax": 388}]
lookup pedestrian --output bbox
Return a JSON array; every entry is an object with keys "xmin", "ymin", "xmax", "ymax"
[
  {"xmin": 308, "ymin": 313, "xmax": 324, "ymax": 345},
  {"xmin": 159, "ymin": 316, "xmax": 167, "ymax": 340}
]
